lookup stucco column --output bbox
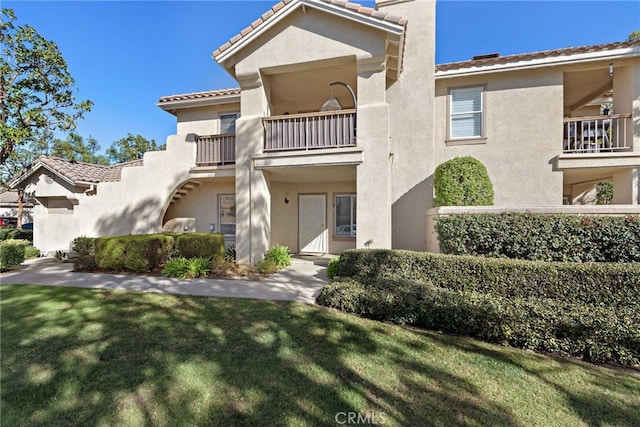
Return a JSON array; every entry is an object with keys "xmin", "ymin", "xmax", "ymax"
[
  {"xmin": 235, "ymin": 73, "xmax": 271, "ymax": 263},
  {"xmin": 355, "ymin": 56, "xmax": 391, "ymax": 249}
]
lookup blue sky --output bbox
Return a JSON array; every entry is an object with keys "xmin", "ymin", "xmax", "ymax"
[{"xmin": 4, "ymin": 1, "xmax": 640, "ymax": 153}]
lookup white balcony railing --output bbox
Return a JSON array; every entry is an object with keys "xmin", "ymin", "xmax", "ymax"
[
  {"xmin": 563, "ymin": 114, "xmax": 632, "ymax": 154},
  {"xmin": 263, "ymin": 110, "xmax": 356, "ymax": 152},
  {"xmin": 195, "ymin": 134, "xmax": 235, "ymax": 166}
]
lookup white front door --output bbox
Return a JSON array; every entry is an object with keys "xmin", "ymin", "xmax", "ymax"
[{"xmin": 299, "ymin": 194, "xmax": 327, "ymax": 253}]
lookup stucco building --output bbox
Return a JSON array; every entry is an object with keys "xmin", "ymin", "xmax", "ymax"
[{"xmin": 10, "ymin": 0, "xmax": 640, "ymax": 260}]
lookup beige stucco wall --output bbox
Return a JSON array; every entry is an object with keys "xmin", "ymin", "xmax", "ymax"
[
  {"xmin": 163, "ymin": 178, "xmax": 235, "ymax": 233},
  {"xmin": 434, "ymin": 69, "xmax": 565, "ymax": 207},
  {"xmin": 270, "ymin": 180, "xmax": 356, "ymax": 254},
  {"xmin": 379, "ymin": 0, "xmax": 436, "ymax": 252},
  {"xmin": 176, "ymin": 103, "xmax": 241, "ymax": 136}
]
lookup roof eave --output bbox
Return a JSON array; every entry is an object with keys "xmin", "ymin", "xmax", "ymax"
[
  {"xmin": 213, "ymin": 0, "xmax": 405, "ymax": 65},
  {"xmin": 156, "ymin": 93, "xmax": 242, "ymax": 114},
  {"xmin": 9, "ymin": 163, "xmax": 77, "ymax": 189},
  {"xmin": 436, "ymin": 45, "xmax": 640, "ymax": 79}
]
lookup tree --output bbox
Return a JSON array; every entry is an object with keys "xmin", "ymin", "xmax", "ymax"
[
  {"xmin": 0, "ymin": 8, "xmax": 93, "ymax": 164},
  {"xmin": 51, "ymin": 133, "xmax": 109, "ymax": 165},
  {"xmin": 433, "ymin": 156, "xmax": 494, "ymax": 206},
  {"xmin": 628, "ymin": 30, "xmax": 640, "ymax": 42},
  {"xmin": 106, "ymin": 133, "xmax": 165, "ymax": 164}
]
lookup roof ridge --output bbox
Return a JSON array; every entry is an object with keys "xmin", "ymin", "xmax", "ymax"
[{"xmin": 212, "ymin": 0, "xmax": 407, "ymax": 60}]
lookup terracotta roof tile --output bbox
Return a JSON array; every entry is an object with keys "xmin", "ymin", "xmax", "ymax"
[
  {"xmin": 157, "ymin": 88, "xmax": 241, "ymax": 104},
  {"xmin": 11, "ymin": 156, "xmax": 144, "ymax": 187},
  {"xmin": 436, "ymin": 39, "xmax": 640, "ymax": 72},
  {"xmin": 213, "ymin": 0, "xmax": 407, "ymax": 59}
]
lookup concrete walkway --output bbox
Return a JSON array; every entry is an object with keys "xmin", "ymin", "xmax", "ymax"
[{"xmin": 0, "ymin": 255, "xmax": 331, "ymax": 304}]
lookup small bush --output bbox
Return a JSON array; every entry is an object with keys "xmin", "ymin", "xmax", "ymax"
[
  {"xmin": 256, "ymin": 258, "xmax": 278, "ymax": 275},
  {"xmin": 74, "ymin": 255, "xmax": 97, "ymax": 272},
  {"xmin": 326, "ymin": 256, "xmax": 340, "ymax": 280},
  {"xmin": 94, "ymin": 234, "xmax": 175, "ymax": 273},
  {"xmin": 433, "ymin": 156, "xmax": 494, "ymax": 206},
  {"xmin": 436, "ymin": 213, "xmax": 640, "ymax": 262},
  {"xmin": 175, "ymin": 233, "xmax": 225, "ymax": 260},
  {"xmin": 72, "ymin": 236, "xmax": 95, "ymax": 256},
  {"xmin": 162, "ymin": 257, "xmax": 212, "ymax": 279},
  {"xmin": 24, "ymin": 246, "xmax": 41, "ymax": 259},
  {"xmin": 225, "ymin": 244, "xmax": 236, "ymax": 262},
  {"xmin": 0, "ymin": 241, "xmax": 25, "ymax": 270},
  {"xmin": 263, "ymin": 244, "xmax": 292, "ymax": 269}
]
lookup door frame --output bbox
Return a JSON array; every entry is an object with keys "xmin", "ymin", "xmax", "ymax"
[{"xmin": 298, "ymin": 193, "xmax": 327, "ymax": 254}]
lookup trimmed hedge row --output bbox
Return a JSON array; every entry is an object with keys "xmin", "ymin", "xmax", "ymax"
[
  {"xmin": 436, "ymin": 213, "xmax": 640, "ymax": 262},
  {"xmin": 92, "ymin": 232, "xmax": 226, "ymax": 273},
  {"xmin": 317, "ymin": 278, "xmax": 640, "ymax": 366},
  {"xmin": 334, "ymin": 249, "xmax": 640, "ymax": 308},
  {"xmin": 175, "ymin": 233, "xmax": 225, "ymax": 260},
  {"xmin": 0, "ymin": 228, "xmax": 33, "ymax": 242}
]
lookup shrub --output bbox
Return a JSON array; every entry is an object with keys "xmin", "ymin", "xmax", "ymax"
[
  {"xmin": 596, "ymin": 181, "xmax": 614, "ymax": 205},
  {"xmin": 72, "ymin": 236, "xmax": 95, "ymax": 256},
  {"xmin": 263, "ymin": 244, "xmax": 292, "ymax": 269},
  {"xmin": 162, "ymin": 257, "xmax": 211, "ymax": 279},
  {"xmin": 0, "ymin": 240, "xmax": 25, "ymax": 270},
  {"xmin": 256, "ymin": 258, "xmax": 278, "ymax": 275},
  {"xmin": 335, "ymin": 249, "xmax": 640, "ymax": 309},
  {"xmin": 436, "ymin": 213, "xmax": 640, "ymax": 262},
  {"xmin": 74, "ymin": 255, "xmax": 98, "ymax": 272},
  {"xmin": 326, "ymin": 256, "xmax": 340, "ymax": 280},
  {"xmin": 433, "ymin": 156, "xmax": 494, "ymax": 206},
  {"xmin": 94, "ymin": 234, "xmax": 175, "ymax": 273},
  {"xmin": 24, "ymin": 246, "xmax": 41, "ymax": 259},
  {"xmin": 175, "ymin": 233, "xmax": 225, "ymax": 260},
  {"xmin": 317, "ymin": 278, "xmax": 640, "ymax": 366},
  {"xmin": 225, "ymin": 244, "xmax": 236, "ymax": 262},
  {"xmin": 0, "ymin": 228, "xmax": 32, "ymax": 242}
]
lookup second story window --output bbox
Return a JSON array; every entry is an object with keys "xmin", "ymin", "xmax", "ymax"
[
  {"xmin": 450, "ymin": 87, "xmax": 483, "ymax": 139},
  {"xmin": 220, "ymin": 113, "xmax": 240, "ymax": 134}
]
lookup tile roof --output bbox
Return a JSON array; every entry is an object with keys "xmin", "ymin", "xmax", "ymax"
[
  {"xmin": 11, "ymin": 156, "xmax": 143, "ymax": 187},
  {"xmin": 213, "ymin": 0, "xmax": 407, "ymax": 59},
  {"xmin": 0, "ymin": 189, "xmax": 20, "ymax": 204},
  {"xmin": 436, "ymin": 39, "xmax": 640, "ymax": 72},
  {"xmin": 157, "ymin": 88, "xmax": 241, "ymax": 104}
]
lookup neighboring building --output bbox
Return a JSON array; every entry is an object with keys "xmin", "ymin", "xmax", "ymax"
[
  {"xmin": 9, "ymin": 0, "xmax": 640, "ymax": 260},
  {"xmin": 0, "ymin": 189, "xmax": 33, "ymax": 224}
]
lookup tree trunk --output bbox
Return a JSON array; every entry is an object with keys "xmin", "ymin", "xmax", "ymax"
[{"xmin": 16, "ymin": 189, "xmax": 23, "ymax": 229}]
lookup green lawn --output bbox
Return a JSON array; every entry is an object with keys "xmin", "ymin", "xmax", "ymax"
[{"xmin": 1, "ymin": 285, "xmax": 639, "ymax": 427}]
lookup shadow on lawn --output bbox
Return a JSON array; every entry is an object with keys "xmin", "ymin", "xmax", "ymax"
[
  {"xmin": 0, "ymin": 285, "xmax": 523, "ymax": 426},
  {"xmin": 423, "ymin": 331, "xmax": 640, "ymax": 427}
]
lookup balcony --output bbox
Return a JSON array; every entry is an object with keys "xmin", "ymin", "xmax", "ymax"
[
  {"xmin": 195, "ymin": 134, "xmax": 235, "ymax": 166},
  {"xmin": 263, "ymin": 110, "xmax": 356, "ymax": 152},
  {"xmin": 563, "ymin": 114, "xmax": 632, "ymax": 154}
]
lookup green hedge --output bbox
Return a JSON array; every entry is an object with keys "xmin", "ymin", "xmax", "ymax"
[
  {"xmin": 433, "ymin": 156, "xmax": 494, "ymax": 206},
  {"xmin": 317, "ymin": 278, "xmax": 640, "ymax": 366},
  {"xmin": 334, "ymin": 249, "xmax": 639, "ymax": 308},
  {"xmin": 94, "ymin": 234, "xmax": 175, "ymax": 273},
  {"xmin": 436, "ymin": 213, "xmax": 640, "ymax": 262},
  {"xmin": 0, "ymin": 228, "xmax": 33, "ymax": 242},
  {"xmin": 175, "ymin": 233, "xmax": 225, "ymax": 260},
  {"xmin": 0, "ymin": 241, "xmax": 26, "ymax": 271}
]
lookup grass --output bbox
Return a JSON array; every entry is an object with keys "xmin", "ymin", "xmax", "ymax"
[{"xmin": 1, "ymin": 285, "xmax": 639, "ymax": 427}]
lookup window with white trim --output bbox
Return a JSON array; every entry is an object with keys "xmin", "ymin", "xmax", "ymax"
[
  {"xmin": 218, "ymin": 195, "xmax": 236, "ymax": 236},
  {"xmin": 450, "ymin": 87, "xmax": 483, "ymax": 139},
  {"xmin": 220, "ymin": 113, "xmax": 240, "ymax": 134},
  {"xmin": 335, "ymin": 195, "xmax": 356, "ymax": 237}
]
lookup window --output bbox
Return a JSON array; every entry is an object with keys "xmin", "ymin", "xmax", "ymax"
[
  {"xmin": 219, "ymin": 195, "xmax": 236, "ymax": 235},
  {"xmin": 220, "ymin": 113, "xmax": 240, "ymax": 134},
  {"xmin": 335, "ymin": 195, "xmax": 356, "ymax": 237},
  {"xmin": 450, "ymin": 87, "xmax": 483, "ymax": 139}
]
